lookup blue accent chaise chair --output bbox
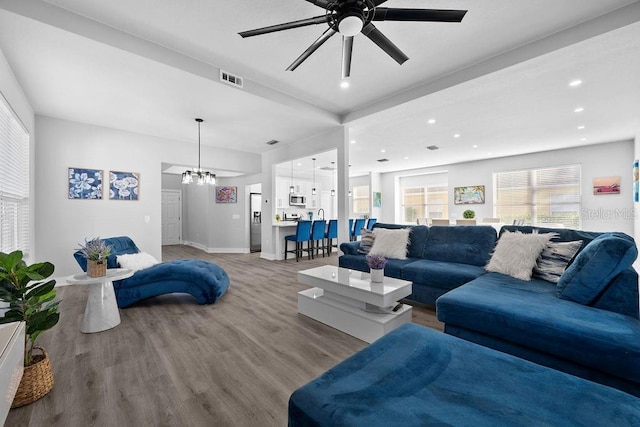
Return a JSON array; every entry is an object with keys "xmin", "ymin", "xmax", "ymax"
[{"xmin": 73, "ymin": 236, "xmax": 230, "ymax": 308}]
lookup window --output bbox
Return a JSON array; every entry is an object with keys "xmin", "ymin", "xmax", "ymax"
[
  {"xmin": 0, "ymin": 95, "xmax": 29, "ymax": 254},
  {"xmin": 400, "ymin": 172, "xmax": 448, "ymax": 224},
  {"xmin": 352, "ymin": 185, "xmax": 370, "ymax": 215},
  {"xmin": 494, "ymin": 164, "xmax": 581, "ymax": 228}
]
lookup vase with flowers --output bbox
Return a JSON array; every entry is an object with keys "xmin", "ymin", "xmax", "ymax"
[
  {"xmin": 77, "ymin": 237, "xmax": 112, "ymax": 277},
  {"xmin": 366, "ymin": 253, "xmax": 387, "ymax": 283}
]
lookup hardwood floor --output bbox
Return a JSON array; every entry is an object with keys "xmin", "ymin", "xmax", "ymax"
[{"xmin": 7, "ymin": 246, "xmax": 442, "ymax": 426}]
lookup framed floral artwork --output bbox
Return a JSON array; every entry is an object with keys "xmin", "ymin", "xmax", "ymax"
[
  {"xmin": 110, "ymin": 171, "xmax": 140, "ymax": 200},
  {"xmin": 216, "ymin": 186, "xmax": 237, "ymax": 203},
  {"xmin": 68, "ymin": 167, "xmax": 103, "ymax": 199}
]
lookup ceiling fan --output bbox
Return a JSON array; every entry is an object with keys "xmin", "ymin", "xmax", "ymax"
[{"xmin": 239, "ymin": 0, "xmax": 467, "ymax": 78}]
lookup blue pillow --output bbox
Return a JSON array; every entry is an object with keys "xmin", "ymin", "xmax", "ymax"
[{"xmin": 557, "ymin": 233, "xmax": 637, "ymax": 304}]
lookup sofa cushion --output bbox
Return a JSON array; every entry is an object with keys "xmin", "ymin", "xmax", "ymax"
[
  {"xmin": 436, "ymin": 272, "xmax": 640, "ymax": 384},
  {"xmin": 117, "ymin": 252, "xmax": 159, "ymax": 271},
  {"xmin": 557, "ymin": 233, "xmax": 638, "ymax": 304},
  {"xmin": 288, "ymin": 324, "xmax": 640, "ymax": 427},
  {"xmin": 532, "ymin": 240, "xmax": 582, "ymax": 283},
  {"xmin": 423, "ymin": 225, "xmax": 497, "ymax": 266},
  {"xmin": 357, "ymin": 229, "xmax": 375, "ymax": 254},
  {"xmin": 369, "ymin": 228, "xmax": 410, "ymax": 259},
  {"xmin": 372, "ymin": 223, "xmax": 429, "ymax": 258},
  {"xmin": 338, "ymin": 254, "xmax": 418, "ymax": 280},
  {"xmin": 486, "ymin": 231, "xmax": 556, "ymax": 280},
  {"xmin": 402, "ymin": 259, "xmax": 487, "ymax": 291}
]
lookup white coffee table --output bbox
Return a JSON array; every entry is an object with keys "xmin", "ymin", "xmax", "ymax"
[
  {"xmin": 67, "ymin": 268, "xmax": 134, "ymax": 333},
  {"xmin": 297, "ymin": 265, "xmax": 413, "ymax": 343}
]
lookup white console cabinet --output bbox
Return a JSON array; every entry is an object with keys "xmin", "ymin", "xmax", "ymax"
[{"xmin": 0, "ymin": 322, "xmax": 25, "ymax": 422}]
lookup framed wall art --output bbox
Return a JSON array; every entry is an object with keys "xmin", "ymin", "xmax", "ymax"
[
  {"xmin": 216, "ymin": 186, "xmax": 237, "ymax": 203},
  {"xmin": 454, "ymin": 185, "xmax": 485, "ymax": 205},
  {"xmin": 373, "ymin": 192, "xmax": 382, "ymax": 208},
  {"xmin": 110, "ymin": 171, "xmax": 140, "ymax": 200},
  {"xmin": 68, "ymin": 167, "xmax": 103, "ymax": 199},
  {"xmin": 633, "ymin": 160, "xmax": 639, "ymax": 202},
  {"xmin": 592, "ymin": 176, "xmax": 620, "ymax": 195}
]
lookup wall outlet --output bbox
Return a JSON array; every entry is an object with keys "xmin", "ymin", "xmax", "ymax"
[{"xmin": 232, "ymin": 214, "xmax": 240, "ymax": 220}]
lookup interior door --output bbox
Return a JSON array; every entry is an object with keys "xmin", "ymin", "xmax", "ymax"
[{"xmin": 162, "ymin": 190, "xmax": 182, "ymax": 245}]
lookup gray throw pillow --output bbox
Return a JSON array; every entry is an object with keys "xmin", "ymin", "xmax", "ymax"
[
  {"xmin": 358, "ymin": 229, "xmax": 375, "ymax": 254},
  {"xmin": 532, "ymin": 240, "xmax": 583, "ymax": 283}
]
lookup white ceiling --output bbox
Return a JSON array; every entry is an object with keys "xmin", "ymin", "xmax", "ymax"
[{"xmin": 0, "ymin": 0, "xmax": 639, "ymax": 177}]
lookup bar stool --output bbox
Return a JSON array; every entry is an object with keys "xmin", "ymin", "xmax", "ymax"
[
  {"xmin": 309, "ymin": 220, "xmax": 327, "ymax": 258},
  {"xmin": 325, "ymin": 219, "xmax": 338, "ymax": 255},
  {"xmin": 366, "ymin": 218, "xmax": 377, "ymax": 230},
  {"xmin": 284, "ymin": 220, "xmax": 312, "ymax": 262},
  {"xmin": 350, "ymin": 218, "xmax": 366, "ymax": 241}
]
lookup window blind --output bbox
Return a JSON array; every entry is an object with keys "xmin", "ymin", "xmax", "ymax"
[
  {"xmin": 0, "ymin": 95, "xmax": 29, "ymax": 254},
  {"xmin": 494, "ymin": 164, "xmax": 581, "ymax": 228},
  {"xmin": 399, "ymin": 172, "xmax": 448, "ymax": 223},
  {"xmin": 352, "ymin": 185, "xmax": 370, "ymax": 215}
]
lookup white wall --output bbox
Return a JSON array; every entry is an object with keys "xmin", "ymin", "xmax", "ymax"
[
  {"xmin": 0, "ymin": 48, "xmax": 35, "ymax": 261},
  {"xmin": 35, "ymin": 116, "xmax": 260, "ymax": 277},
  {"xmin": 381, "ymin": 140, "xmax": 635, "ymax": 235}
]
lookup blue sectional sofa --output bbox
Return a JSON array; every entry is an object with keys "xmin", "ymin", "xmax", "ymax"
[
  {"xmin": 73, "ymin": 236, "xmax": 230, "ymax": 308},
  {"xmin": 339, "ymin": 223, "xmax": 640, "ymax": 396},
  {"xmin": 289, "ymin": 324, "xmax": 640, "ymax": 426},
  {"xmin": 339, "ymin": 223, "xmax": 497, "ymax": 305},
  {"xmin": 437, "ymin": 225, "xmax": 640, "ymax": 396}
]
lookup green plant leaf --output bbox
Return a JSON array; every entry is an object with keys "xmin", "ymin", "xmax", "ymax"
[{"xmin": 24, "ymin": 280, "xmax": 56, "ymax": 300}]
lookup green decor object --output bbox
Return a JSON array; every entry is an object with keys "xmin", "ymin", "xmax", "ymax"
[
  {"xmin": 463, "ymin": 209, "xmax": 476, "ymax": 219},
  {"xmin": 275, "ymin": 214, "xmax": 281, "ymax": 222},
  {"xmin": 0, "ymin": 251, "xmax": 59, "ymax": 367}
]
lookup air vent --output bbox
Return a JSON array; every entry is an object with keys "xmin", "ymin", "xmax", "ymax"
[
  {"xmin": 377, "ymin": 158, "xmax": 389, "ymax": 162},
  {"xmin": 220, "ymin": 70, "xmax": 244, "ymax": 88},
  {"xmin": 426, "ymin": 145, "xmax": 439, "ymax": 150},
  {"xmin": 265, "ymin": 140, "xmax": 279, "ymax": 145},
  {"xmin": 320, "ymin": 166, "xmax": 336, "ymax": 171}
]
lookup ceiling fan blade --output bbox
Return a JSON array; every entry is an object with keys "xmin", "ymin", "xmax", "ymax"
[
  {"xmin": 341, "ymin": 36, "xmax": 354, "ymax": 78},
  {"xmin": 304, "ymin": 0, "xmax": 332, "ymax": 8},
  {"xmin": 373, "ymin": 8, "xmax": 467, "ymax": 23},
  {"xmin": 287, "ymin": 27, "xmax": 337, "ymax": 71},
  {"xmin": 361, "ymin": 23, "xmax": 408, "ymax": 65},
  {"xmin": 239, "ymin": 15, "xmax": 329, "ymax": 38}
]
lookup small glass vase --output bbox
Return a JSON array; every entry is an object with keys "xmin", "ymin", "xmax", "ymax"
[{"xmin": 370, "ymin": 268, "xmax": 384, "ymax": 283}]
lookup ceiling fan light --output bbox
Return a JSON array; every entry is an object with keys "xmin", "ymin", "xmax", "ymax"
[{"xmin": 338, "ymin": 15, "xmax": 363, "ymax": 36}]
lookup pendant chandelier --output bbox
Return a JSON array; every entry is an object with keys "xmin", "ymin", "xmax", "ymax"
[
  {"xmin": 312, "ymin": 157, "xmax": 317, "ymax": 196},
  {"xmin": 331, "ymin": 161, "xmax": 336, "ymax": 197},
  {"xmin": 289, "ymin": 161, "xmax": 295, "ymax": 194},
  {"xmin": 182, "ymin": 118, "xmax": 216, "ymax": 185}
]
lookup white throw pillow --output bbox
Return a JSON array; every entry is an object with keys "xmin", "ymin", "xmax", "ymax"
[
  {"xmin": 369, "ymin": 228, "xmax": 410, "ymax": 260},
  {"xmin": 117, "ymin": 252, "xmax": 159, "ymax": 271},
  {"xmin": 485, "ymin": 231, "xmax": 556, "ymax": 280}
]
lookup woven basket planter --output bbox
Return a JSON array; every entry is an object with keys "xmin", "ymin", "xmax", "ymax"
[
  {"xmin": 87, "ymin": 259, "xmax": 107, "ymax": 277},
  {"xmin": 12, "ymin": 346, "xmax": 54, "ymax": 408}
]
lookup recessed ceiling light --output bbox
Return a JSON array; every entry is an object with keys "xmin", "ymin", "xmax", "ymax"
[
  {"xmin": 340, "ymin": 80, "xmax": 350, "ymax": 89},
  {"xmin": 472, "ymin": 144, "xmax": 478, "ymax": 148},
  {"xmin": 404, "ymin": 157, "xmax": 409, "ymax": 160},
  {"xmin": 427, "ymin": 118, "xmax": 436, "ymax": 125},
  {"xmin": 580, "ymin": 137, "xmax": 587, "ymax": 142},
  {"xmin": 569, "ymin": 79, "xmax": 582, "ymax": 87},
  {"xmin": 487, "ymin": 152, "xmax": 493, "ymax": 156},
  {"xmin": 350, "ymin": 140, "xmax": 356, "ymax": 144},
  {"xmin": 574, "ymin": 107, "xmax": 584, "ymax": 113},
  {"xmin": 453, "ymin": 133, "xmax": 461, "ymax": 138},
  {"xmin": 380, "ymin": 149, "xmax": 386, "ymax": 153},
  {"xmin": 297, "ymin": 162, "xmax": 302, "ymax": 166},
  {"xmin": 577, "ymin": 125, "xmax": 585, "ymax": 130}
]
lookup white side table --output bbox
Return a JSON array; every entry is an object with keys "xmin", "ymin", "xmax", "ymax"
[{"xmin": 68, "ymin": 268, "xmax": 134, "ymax": 333}]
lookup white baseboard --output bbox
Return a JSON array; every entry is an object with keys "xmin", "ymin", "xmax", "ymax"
[
  {"xmin": 260, "ymin": 252, "xmax": 277, "ymax": 261},
  {"xmin": 182, "ymin": 241, "xmax": 250, "ymax": 254}
]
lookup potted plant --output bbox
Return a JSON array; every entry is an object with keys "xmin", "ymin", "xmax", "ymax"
[
  {"xmin": 0, "ymin": 250, "xmax": 59, "ymax": 407},
  {"xmin": 463, "ymin": 209, "xmax": 476, "ymax": 219},
  {"xmin": 275, "ymin": 214, "xmax": 281, "ymax": 223},
  {"xmin": 366, "ymin": 253, "xmax": 387, "ymax": 283},
  {"xmin": 77, "ymin": 237, "xmax": 112, "ymax": 277}
]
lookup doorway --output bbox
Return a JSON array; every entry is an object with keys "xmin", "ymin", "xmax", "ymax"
[
  {"xmin": 249, "ymin": 192, "xmax": 262, "ymax": 252},
  {"xmin": 161, "ymin": 190, "xmax": 182, "ymax": 245}
]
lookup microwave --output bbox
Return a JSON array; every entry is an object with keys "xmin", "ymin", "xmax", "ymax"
[{"xmin": 289, "ymin": 194, "xmax": 306, "ymax": 206}]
